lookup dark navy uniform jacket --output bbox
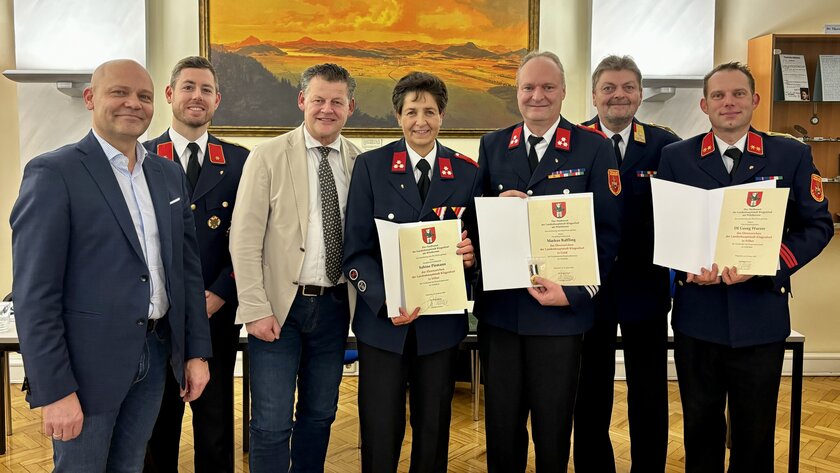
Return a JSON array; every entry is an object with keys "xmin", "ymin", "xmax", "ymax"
[
  {"xmin": 657, "ymin": 128, "xmax": 832, "ymax": 347},
  {"xmin": 582, "ymin": 117, "xmax": 680, "ymax": 323},
  {"xmin": 144, "ymin": 131, "xmax": 249, "ymax": 313},
  {"xmin": 473, "ymin": 118, "xmax": 623, "ymax": 336},
  {"xmin": 343, "ymin": 139, "xmax": 482, "ymax": 356}
]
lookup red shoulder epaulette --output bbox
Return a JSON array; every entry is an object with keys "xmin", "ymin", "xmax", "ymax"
[
  {"xmin": 577, "ymin": 124, "xmax": 607, "ymax": 139},
  {"xmin": 453, "ymin": 152, "xmax": 478, "ymax": 168}
]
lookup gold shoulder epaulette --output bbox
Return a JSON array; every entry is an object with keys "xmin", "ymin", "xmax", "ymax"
[
  {"xmin": 766, "ymin": 131, "xmax": 798, "ymax": 140},
  {"xmin": 648, "ymin": 123, "xmax": 679, "ymax": 137}
]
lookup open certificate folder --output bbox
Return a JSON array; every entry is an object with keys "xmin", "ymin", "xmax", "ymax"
[
  {"xmin": 651, "ymin": 178, "xmax": 788, "ymax": 276},
  {"xmin": 475, "ymin": 193, "xmax": 600, "ymax": 291},
  {"xmin": 374, "ymin": 219, "xmax": 468, "ymax": 318}
]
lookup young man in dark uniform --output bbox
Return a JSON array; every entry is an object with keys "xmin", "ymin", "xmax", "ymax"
[
  {"xmin": 657, "ymin": 62, "xmax": 832, "ymax": 472},
  {"xmin": 143, "ymin": 56, "xmax": 249, "ymax": 473}
]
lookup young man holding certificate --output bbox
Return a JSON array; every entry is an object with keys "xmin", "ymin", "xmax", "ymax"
[
  {"xmin": 473, "ymin": 51, "xmax": 623, "ymax": 472},
  {"xmin": 657, "ymin": 62, "xmax": 833, "ymax": 472},
  {"xmin": 343, "ymin": 72, "xmax": 481, "ymax": 473}
]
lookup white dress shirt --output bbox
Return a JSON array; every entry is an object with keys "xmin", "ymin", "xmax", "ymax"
[
  {"xmin": 523, "ymin": 116, "xmax": 562, "ymax": 162},
  {"xmin": 714, "ymin": 134, "xmax": 747, "ymax": 173},
  {"xmin": 298, "ymin": 127, "xmax": 349, "ymax": 286},
  {"xmin": 599, "ymin": 121, "xmax": 632, "ymax": 160},
  {"xmin": 168, "ymin": 128, "xmax": 209, "ymax": 171},
  {"xmin": 407, "ymin": 143, "xmax": 437, "ymax": 184}
]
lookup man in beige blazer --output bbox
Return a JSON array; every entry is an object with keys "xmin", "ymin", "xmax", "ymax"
[{"xmin": 229, "ymin": 63, "xmax": 361, "ymax": 473}]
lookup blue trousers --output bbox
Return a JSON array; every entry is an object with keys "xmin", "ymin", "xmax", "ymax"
[
  {"xmin": 247, "ymin": 288, "xmax": 350, "ymax": 473},
  {"xmin": 53, "ymin": 323, "xmax": 171, "ymax": 473}
]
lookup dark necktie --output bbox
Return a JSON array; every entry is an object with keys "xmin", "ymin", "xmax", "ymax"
[
  {"xmin": 527, "ymin": 135, "xmax": 543, "ymax": 174},
  {"xmin": 186, "ymin": 142, "xmax": 201, "ymax": 191},
  {"xmin": 317, "ymin": 146, "xmax": 342, "ymax": 285},
  {"xmin": 725, "ymin": 147, "xmax": 742, "ymax": 180},
  {"xmin": 612, "ymin": 134, "xmax": 623, "ymax": 166},
  {"xmin": 415, "ymin": 159, "xmax": 431, "ymax": 203}
]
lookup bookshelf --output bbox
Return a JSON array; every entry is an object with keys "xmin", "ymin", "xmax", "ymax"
[{"xmin": 748, "ymin": 34, "xmax": 840, "ymax": 222}]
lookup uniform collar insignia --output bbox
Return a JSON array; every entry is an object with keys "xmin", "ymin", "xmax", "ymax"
[
  {"xmin": 633, "ymin": 122, "xmax": 646, "ymax": 144},
  {"xmin": 509, "ymin": 126, "xmax": 523, "ymax": 149},
  {"xmin": 747, "ymin": 131, "xmax": 764, "ymax": 156},
  {"xmin": 207, "ymin": 143, "xmax": 226, "ymax": 164},
  {"xmin": 156, "ymin": 142, "xmax": 174, "ymax": 161},
  {"xmin": 554, "ymin": 127, "xmax": 571, "ymax": 151},
  {"xmin": 438, "ymin": 157, "xmax": 454, "ymax": 179},
  {"xmin": 700, "ymin": 131, "xmax": 715, "ymax": 157},
  {"xmin": 391, "ymin": 151, "xmax": 408, "ymax": 173}
]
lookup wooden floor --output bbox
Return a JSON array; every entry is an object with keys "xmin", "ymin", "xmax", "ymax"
[{"xmin": 1, "ymin": 376, "xmax": 839, "ymax": 472}]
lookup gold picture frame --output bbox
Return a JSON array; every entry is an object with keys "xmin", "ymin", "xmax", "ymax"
[{"xmin": 199, "ymin": 0, "xmax": 539, "ymax": 137}]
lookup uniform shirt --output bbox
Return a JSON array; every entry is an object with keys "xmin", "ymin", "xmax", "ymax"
[
  {"xmin": 523, "ymin": 116, "xmax": 561, "ymax": 162},
  {"xmin": 407, "ymin": 143, "xmax": 437, "ymax": 184},
  {"xmin": 169, "ymin": 128, "xmax": 209, "ymax": 172},
  {"xmin": 93, "ymin": 130, "xmax": 169, "ymax": 320},
  {"xmin": 599, "ymin": 121, "xmax": 632, "ymax": 160},
  {"xmin": 299, "ymin": 126, "xmax": 349, "ymax": 286},
  {"xmin": 714, "ymin": 134, "xmax": 747, "ymax": 174}
]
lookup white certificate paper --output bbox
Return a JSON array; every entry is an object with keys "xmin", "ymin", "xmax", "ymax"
[{"xmin": 651, "ymin": 178, "xmax": 782, "ymax": 275}]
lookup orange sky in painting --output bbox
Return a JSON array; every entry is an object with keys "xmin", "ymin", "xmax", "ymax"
[{"xmin": 209, "ymin": 0, "xmax": 528, "ymax": 47}]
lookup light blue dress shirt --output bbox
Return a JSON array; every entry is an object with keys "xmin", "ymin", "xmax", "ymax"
[{"xmin": 92, "ymin": 131, "xmax": 169, "ymax": 319}]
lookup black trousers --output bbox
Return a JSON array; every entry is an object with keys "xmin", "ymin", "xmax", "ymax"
[
  {"xmin": 144, "ymin": 312, "xmax": 240, "ymax": 473},
  {"xmin": 573, "ymin": 316, "xmax": 669, "ymax": 473},
  {"xmin": 674, "ymin": 331, "xmax": 785, "ymax": 473},
  {"xmin": 357, "ymin": 328, "xmax": 459, "ymax": 473},
  {"xmin": 479, "ymin": 322, "xmax": 583, "ymax": 473}
]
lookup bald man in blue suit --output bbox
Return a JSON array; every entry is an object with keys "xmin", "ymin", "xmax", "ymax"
[{"xmin": 10, "ymin": 59, "xmax": 211, "ymax": 473}]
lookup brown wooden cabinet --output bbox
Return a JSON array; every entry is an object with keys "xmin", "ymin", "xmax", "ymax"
[{"xmin": 748, "ymin": 33, "xmax": 840, "ymax": 222}]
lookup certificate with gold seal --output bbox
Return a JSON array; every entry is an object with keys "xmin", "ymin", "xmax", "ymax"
[
  {"xmin": 652, "ymin": 178, "xmax": 785, "ymax": 276},
  {"xmin": 527, "ymin": 194, "xmax": 600, "ymax": 285},
  {"xmin": 474, "ymin": 193, "xmax": 600, "ymax": 290},
  {"xmin": 375, "ymin": 219, "xmax": 468, "ymax": 317},
  {"xmin": 714, "ymin": 187, "xmax": 789, "ymax": 275}
]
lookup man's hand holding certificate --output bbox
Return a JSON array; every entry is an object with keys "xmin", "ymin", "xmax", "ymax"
[{"xmin": 651, "ymin": 178, "xmax": 789, "ymax": 277}]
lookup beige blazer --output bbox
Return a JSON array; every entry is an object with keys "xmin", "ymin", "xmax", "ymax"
[{"xmin": 230, "ymin": 124, "xmax": 361, "ymax": 326}]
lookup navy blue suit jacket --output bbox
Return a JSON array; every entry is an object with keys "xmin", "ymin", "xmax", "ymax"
[
  {"xmin": 657, "ymin": 128, "xmax": 832, "ymax": 347},
  {"xmin": 144, "ymin": 131, "xmax": 249, "ymax": 321},
  {"xmin": 343, "ymin": 139, "xmax": 481, "ymax": 355},
  {"xmin": 10, "ymin": 131, "xmax": 212, "ymax": 414},
  {"xmin": 582, "ymin": 117, "xmax": 680, "ymax": 323},
  {"xmin": 473, "ymin": 118, "xmax": 623, "ymax": 336}
]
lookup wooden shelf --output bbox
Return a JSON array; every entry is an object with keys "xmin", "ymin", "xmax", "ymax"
[{"xmin": 748, "ymin": 34, "xmax": 840, "ymax": 222}]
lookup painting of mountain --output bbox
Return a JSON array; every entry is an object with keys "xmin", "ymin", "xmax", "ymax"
[{"xmin": 201, "ymin": 0, "xmax": 537, "ymax": 135}]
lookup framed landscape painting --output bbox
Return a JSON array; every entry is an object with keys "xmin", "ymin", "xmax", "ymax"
[{"xmin": 199, "ymin": 0, "xmax": 539, "ymax": 137}]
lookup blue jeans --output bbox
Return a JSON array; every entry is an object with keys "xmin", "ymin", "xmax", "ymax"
[
  {"xmin": 248, "ymin": 288, "xmax": 350, "ymax": 473},
  {"xmin": 53, "ymin": 323, "xmax": 171, "ymax": 473}
]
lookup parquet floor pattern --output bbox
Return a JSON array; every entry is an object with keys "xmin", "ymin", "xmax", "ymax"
[{"xmin": 0, "ymin": 376, "xmax": 838, "ymax": 472}]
